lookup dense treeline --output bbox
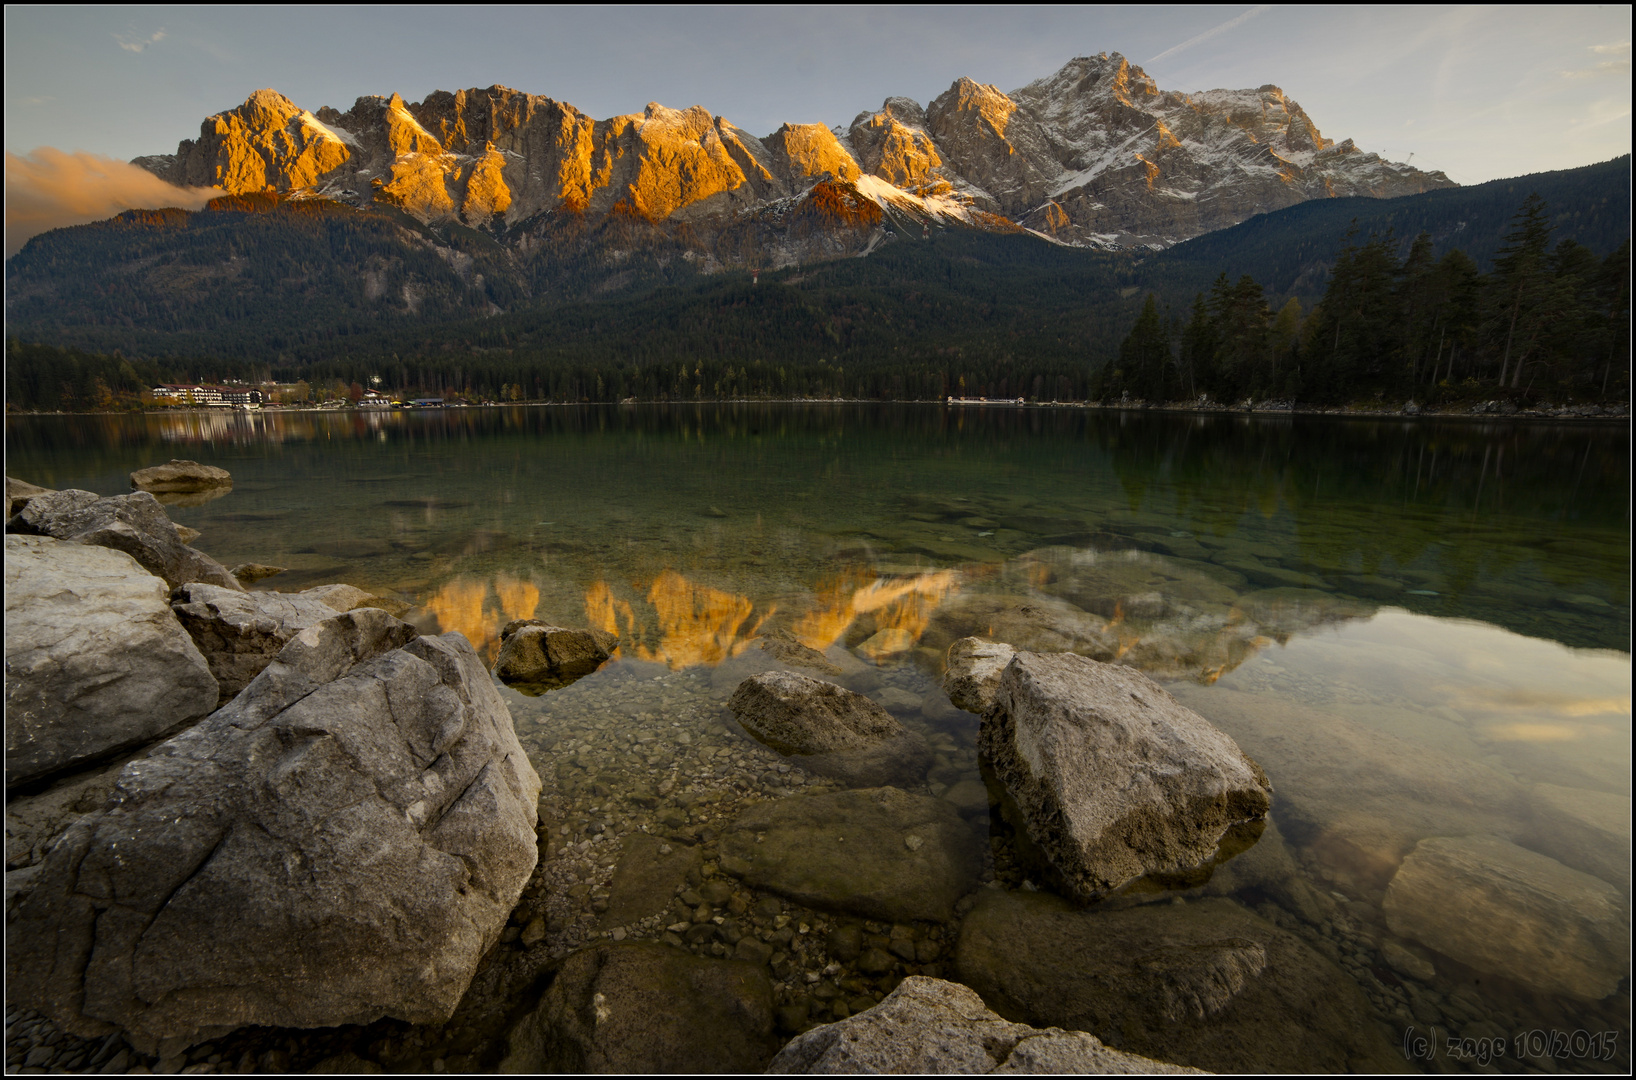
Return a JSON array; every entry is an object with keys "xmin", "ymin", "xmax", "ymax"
[{"xmin": 1104, "ymin": 194, "xmax": 1631, "ymax": 405}]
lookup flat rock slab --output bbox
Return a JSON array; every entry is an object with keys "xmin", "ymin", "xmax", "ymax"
[
  {"xmin": 719, "ymin": 787, "xmax": 979, "ymax": 923},
  {"xmin": 598, "ymin": 833, "xmax": 704, "ymax": 930},
  {"xmin": 8, "ymin": 488, "xmax": 242, "ymax": 592},
  {"xmin": 5, "ymin": 536, "xmax": 218, "ymax": 788},
  {"xmin": 982, "ymin": 650, "xmax": 1270, "ymax": 901},
  {"xmin": 728, "ymin": 671, "xmax": 930, "ymax": 787},
  {"xmin": 955, "ymin": 890, "xmax": 1405, "ymax": 1074},
  {"xmin": 769, "ymin": 975, "xmax": 1200, "ymax": 1074},
  {"xmin": 500, "ymin": 942, "xmax": 774, "ymax": 1073},
  {"xmin": 1382, "ymin": 834, "xmax": 1629, "ymax": 1001},
  {"xmin": 7, "ymin": 610, "xmax": 542, "ymax": 1049},
  {"xmin": 1524, "ymin": 783, "xmax": 1630, "ymax": 894},
  {"xmin": 170, "ymin": 583, "xmax": 344, "ymax": 702},
  {"xmin": 129, "ymin": 459, "xmax": 232, "ymax": 492}
]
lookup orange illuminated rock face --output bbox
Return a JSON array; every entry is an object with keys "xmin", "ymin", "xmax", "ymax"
[{"xmin": 132, "ymin": 53, "xmax": 1453, "ymax": 257}]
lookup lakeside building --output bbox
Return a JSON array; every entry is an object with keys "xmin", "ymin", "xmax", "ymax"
[{"xmin": 151, "ymin": 384, "xmax": 264, "ymax": 407}]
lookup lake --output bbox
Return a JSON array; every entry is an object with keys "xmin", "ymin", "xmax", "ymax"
[{"xmin": 6, "ymin": 404, "xmax": 1629, "ymax": 1072}]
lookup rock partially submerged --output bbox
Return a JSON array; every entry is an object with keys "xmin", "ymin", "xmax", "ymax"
[
  {"xmin": 718, "ymin": 787, "xmax": 979, "ymax": 923},
  {"xmin": 955, "ymin": 890, "xmax": 1404, "ymax": 1073},
  {"xmin": 169, "ymin": 583, "xmax": 348, "ymax": 702},
  {"xmin": 129, "ymin": 459, "xmax": 232, "ymax": 493},
  {"xmin": 500, "ymin": 942, "xmax": 775, "ymax": 1073},
  {"xmin": 769, "ymin": 975, "xmax": 1201, "ymax": 1074},
  {"xmin": 5, "ymin": 536, "xmax": 218, "ymax": 788},
  {"xmin": 8, "ymin": 488, "xmax": 242, "ymax": 592},
  {"xmin": 949, "ymin": 642, "xmax": 1270, "ymax": 901},
  {"xmin": 942, "ymin": 638, "xmax": 1016, "ymax": 714},
  {"xmin": 492, "ymin": 620, "xmax": 616, "ymax": 693},
  {"xmin": 8, "ymin": 609, "xmax": 542, "ymax": 1049},
  {"xmin": 728, "ymin": 671, "xmax": 931, "ymax": 787},
  {"xmin": 229, "ymin": 563, "xmax": 286, "ymax": 585},
  {"xmin": 1382, "ymin": 834, "xmax": 1629, "ymax": 1001}
]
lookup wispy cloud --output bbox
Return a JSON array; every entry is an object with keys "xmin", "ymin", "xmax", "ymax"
[
  {"xmin": 1561, "ymin": 60, "xmax": 1632, "ymax": 79},
  {"xmin": 1146, "ymin": 6, "xmax": 1272, "ymax": 66},
  {"xmin": 18, "ymin": 95, "xmax": 54, "ymax": 107},
  {"xmin": 115, "ymin": 29, "xmax": 167, "ymax": 53},
  {"xmin": 1590, "ymin": 42, "xmax": 1631, "ymax": 54},
  {"xmin": 5, "ymin": 148, "xmax": 219, "ymax": 258}
]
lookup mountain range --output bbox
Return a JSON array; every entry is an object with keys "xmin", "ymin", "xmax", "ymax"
[{"xmin": 131, "ymin": 53, "xmax": 1452, "ymax": 262}]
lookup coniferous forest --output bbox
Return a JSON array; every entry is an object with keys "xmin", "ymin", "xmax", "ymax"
[{"xmin": 5, "ymin": 157, "xmax": 1629, "ymax": 411}]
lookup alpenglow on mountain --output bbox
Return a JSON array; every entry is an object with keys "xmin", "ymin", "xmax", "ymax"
[{"xmin": 134, "ymin": 52, "xmax": 1452, "ymax": 262}]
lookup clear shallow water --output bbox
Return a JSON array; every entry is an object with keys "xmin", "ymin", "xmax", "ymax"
[{"xmin": 7, "ymin": 404, "xmax": 1630, "ymax": 1072}]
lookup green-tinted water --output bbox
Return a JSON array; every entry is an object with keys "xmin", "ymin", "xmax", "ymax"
[{"xmin": 7, "ymin": 404, "xmax": 1629, "ymax": 1072}]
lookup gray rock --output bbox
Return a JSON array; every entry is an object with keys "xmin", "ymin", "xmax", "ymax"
[
  {"xmin": 5, "ymin": 536, "xmax": 218, "ymax": 788},
  {"xmin": 229, "ymin": 563, "xmax": 286, "ymax": 585},
  {"xmin": 982, "ymin": 651, "xmax": 1270, "ymax": 900},
  {"xmin": 755, "ymin": 628, "xmax": 843, "ymax": 676},
  {"xmin": 5, "ymin": 757, "xmax": 130, "ymax": 870},
  {"xmin": 492, "ymin": 620, "xmax": 616, "ymax": 693},
  {"xmin": 7, "ymin": 609, "xmax": 542, "ymax": 1049},
  {"xmin": 7, "ymin": 476, "xmax": 55, "ymax": 518},
  {"xmin": 728, "ymin": 671, "xmax": 930, "ymax": 787},
  {"xmin": 943, "ymin": 637, "xmax": 1016, "ymax": 714},
  {"xmin": 955, "ymin": 890, "xmax": 1405, "ymax": 1073},
  {"xmin": 129, "ymin": 459, "xmax": 232, "ymax": 493},
  {"xmin": 170, "ymin": 583, "xmax": 346, "ymax": 702},
  {"xmin": 300, "ymin": 583, "xmax": 398, "ymax": 615},
  {"xmin": 1382, "ymin": 834, "xmax": 1628, "ymax": 1001},
  {"xmin": 769, "ymin": 975, "xmax": 1201, "ymax": 1074},
  {"xmin": 8, "ymin": 488, "xmax": 242, "ymax": 592},
  {"xmin": 718, "ymin": 787, "xmax": 979, "ymax": 923},
  {"xmin": 500, "ymin": 942, "xmax": 774, "ymax": 1073}
]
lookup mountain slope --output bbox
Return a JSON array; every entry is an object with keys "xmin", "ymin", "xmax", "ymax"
[{"xmin": 130, "ymin": 54, "xmax": 1453, "ymax": 261}]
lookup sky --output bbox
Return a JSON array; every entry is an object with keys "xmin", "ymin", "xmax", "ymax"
[{"xmin": 4, "ymin": 5, "xmax": 1631, "ymax": 251}]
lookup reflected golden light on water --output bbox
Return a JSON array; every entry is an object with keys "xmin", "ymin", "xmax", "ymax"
[
  {"xmin": 1483, "ymin": 722, "xmax": 1606, "ymax": 742},
  {"xmin": 1451, "ymin": 687, "xmax": 1632, "ymax": 718},
  {"xmin": 423, "ymin": 573, "xmax": 541, "ymax": 662},
  {"xmin": 641, "ymin": 570, "xmax": 772, "ymax": 668},
  {"xmin": 797, "ymin": 568, "xmax": 960, "ymax": 655}
]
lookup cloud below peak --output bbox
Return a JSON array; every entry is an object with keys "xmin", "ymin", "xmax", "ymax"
[
  {"xmin": 115, "ymin": 29, "xmax": 166, "ymax": 53},
  {"xmin": 5, "ymin": 148, "xmax": 220, "ymax": 257}
]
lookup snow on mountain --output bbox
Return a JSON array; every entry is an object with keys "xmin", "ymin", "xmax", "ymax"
[{"xmin": 132, "ymin": 54, "xmax": 1453, "ymax": 262}]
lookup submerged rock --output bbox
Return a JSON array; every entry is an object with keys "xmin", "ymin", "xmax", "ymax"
[
  {"xmin": 5, "ymin": 536, "xmax": 218, "ymax": 788},
  {"xmin": 955, "ymin": 890, "xmax": 1404, "ymax": 1073},
  {"xmin": 500, "ymin": 942, "xmax": 775, "ymax": 1073},
  {"xmin": 980, "ymin": 650, "xmax": 1271, "ymax": 901},
  {"xmin": 129, "ymin": 459, "xmax": 232, "ymax": 493},
  {"xmin": 769, "ymin": 975, "xmax": 1201, "ymax": 1074},
  {"xmin": 718, "ymin": 786, "xmax": 979, "ymax": 923},
  {"xmin": 1382, "ymin": 834, "xmax": 1629, "ymax": 1001},
  {"xmin": 727, "ymin": 671, "xmax": 931, "ymax": 787},
  {"xmin": 598, "ymin": 833, "xmax": 705, "ymax": 930},
  {"xmin": 170, "ymin": 583, "xmax": 347, "ymax": 702},
  {"xmin": 492, "ymin": 620, "xmax": 616, "ymax": 693},
  {"xmin": 1523, "ymin": 782, "xmax": 1630, "ymax": 894},
  {"xmin": 8, "ymin": 609, "xmax": 542, "ymax": 1049},
  {"xmin": 8, "ymin": 488, "xmax": 242, "ymax": 592},
  {"xmin": 229, "ymin": 563, "xmax": 287, "ymax": 585}
]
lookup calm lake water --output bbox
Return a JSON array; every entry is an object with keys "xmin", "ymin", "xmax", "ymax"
[{"xmin": 7, "ymin": 404, "xmax": 1630, "ymax": 1073}]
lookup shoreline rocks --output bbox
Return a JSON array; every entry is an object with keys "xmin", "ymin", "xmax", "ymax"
[
  {"xmin": 5, "ymin": 536, "xmax": 218, "ymax": 789},
  {"xmin": 492, "ymin": 620, "xmax": 616, "ymax": 693},
  {"xmin": 169, "ymin": 583, "xmax": 352, "ymax": 703},
  {"xmin": 8, "ymin": 609, "xmax": 542, "ymax": 1050},
  {"xmin": 769, "ymin": 975, "xmax": 1202, "ymax": 1074},
  {"xmin": 8, "ymin": 488, "xmax": 243, "ymax": 592},
  {"xmin": 728, "ymin": 670, "xmax": 931, "ymax": 787},
  {"xmin": 952, "ymin": 644, "xmax": 1271, "ymax": 901}
]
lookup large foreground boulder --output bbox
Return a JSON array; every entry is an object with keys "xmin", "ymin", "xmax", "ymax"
[
  {"xmin": 5, "ymin": 536, "xmax": 218, "ymax": 788},
  {"xmin": 719, "ymin": 787, "xmax": 979, "ymax": 923},
  {"xmin": 728, "ymin": 671, "xmax": 931, "ymax": 787},
  {"xmin": 769, "ymin": 975, "xmax": 1201, "ymax": 1074},
  {"xmin": 962, "ymin": 645, "xmax": 1270, "ymax": 900},
  {"xmin": 1382, "ymin": 834, "xmax": 1628, "ymax": 1001},
  {"xmin": 7, "ymin": 609, "xmax": 542, "ymax": 1050},
  {"xmin": 955, "ymin": 890, "xmax": 1405, "ymax": 1073},
  {"xmin": 170, "ymin": 583, "xmax": 349, "ymax": 702},
  {"xmin": 500, "ymin": 942, "xmax": 775, "ymax": 1073},
  {"xmin": 8, "ymin": 488, "xmax": 242, "ymax": 592},
  {"xmin": 129, "ymin": 459, "xmax": 232, "ymax": 493},
  {"xmin": 492, "ymin": 620, "xmax": 616, "ymax": 693}
]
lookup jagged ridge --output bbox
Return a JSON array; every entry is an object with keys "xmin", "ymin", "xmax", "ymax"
[{"xmin": 132, "ymin": 53, "xmax": 1453, "ymax": 264}]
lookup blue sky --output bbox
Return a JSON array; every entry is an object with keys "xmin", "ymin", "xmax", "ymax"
[{"xmin": 4, "ymin": 5, "xmax": 1630, "ymax": 184}]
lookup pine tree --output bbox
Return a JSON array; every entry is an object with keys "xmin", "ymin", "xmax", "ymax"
[
  {"xmin": 1116, "ymin": 294, "xmax": 1172, "ymax": 401},
  {"xmin": 1488, "ymin": 193, "xmax": 1554, "ymax": 388}
]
